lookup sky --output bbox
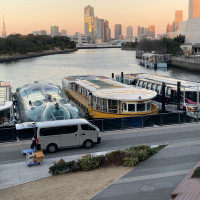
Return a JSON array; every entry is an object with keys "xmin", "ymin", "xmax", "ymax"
[{"xmin": 1, "ymin": 0, "xmax": 188, "ymax": 37}]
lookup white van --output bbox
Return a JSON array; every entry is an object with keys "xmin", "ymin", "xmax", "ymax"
[{"xmin": 35, "ymin": 119, "xmax": 101, "ymax": 153}]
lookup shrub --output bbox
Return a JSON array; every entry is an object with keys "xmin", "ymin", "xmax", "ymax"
[
  {"xmin": 123, "ymin": 156, "xmax": 139, "ymax": 167},
  {"xmin": 94, "ymin": 155, "xmax": 106, "ymax": 167},
  {"xmin": 134, "ymin": 149, "xmax": 150, "ymax": 162},
  {"xmin": 49, "ymin": 160, "xmax": 78, "ymax": 175},
  {"xmin": 192, "ymin": 167, "xmax": 200, "ymax": 178},
  {"xmin": 77, "ymin": 154, "xmax": 99, "ymax": 171},
  {"xmin": 105, "ymin": 150, "xmax": 126, "ymax": 166}
]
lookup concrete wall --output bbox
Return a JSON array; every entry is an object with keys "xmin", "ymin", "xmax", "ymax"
[{"xmin": 170, "ymin": 57, "xmax": 200, "ymax": 71}]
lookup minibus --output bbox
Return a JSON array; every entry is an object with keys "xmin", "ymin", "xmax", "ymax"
[{"xmin": 34, "ymin": 119, "xmax": 101, "ymax": 153}]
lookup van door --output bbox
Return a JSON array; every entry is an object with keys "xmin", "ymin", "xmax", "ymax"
[
  {"xmin": 39, "ymin": 127, "xmax": 61, "ymax": 150},
  {"xmin": 60, "ymin": 125, "xmax": 79, "ymax": 148},
  {"xmin": 80, "ymin": 124, "xmax": 98, "ymax": 144}
]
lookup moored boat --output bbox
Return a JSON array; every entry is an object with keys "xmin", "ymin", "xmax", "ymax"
[
  {"xmin": 0, "ymin": 81, "xmax": 14, "ymax": 126},
  {"xmin": 138, "ymin": 53, "xmax": 168, "ymax": 68},
  {"xmin": 15, "ymin": 82, "xmax": 83, "ymax": 122},
  {"xmin": 116, "ymin": 73, "xmax": 200, "ymax": 118},
  {"xmin": 62, "ymin": 75, "xmax": 158, "ymax": 119}
]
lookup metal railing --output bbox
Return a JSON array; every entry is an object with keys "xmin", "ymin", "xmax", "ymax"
[{"xmin": 0, "ymin": 112, "xmax": 197, "ymax": 143}]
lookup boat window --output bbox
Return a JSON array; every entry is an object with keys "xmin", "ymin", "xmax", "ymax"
[
  {"xmin": 185, "ymin": 91, "xmax": 197, "ymax": 102},
  {"xmin": 138, "ymin": 80, "xmax": 143, "ymax": 87},
  {"xmin": 128, "ymin": 104, "xmax": 135, "ymax": 112},
  {"xmin": 147, "ymin": 102, "xmax": 151, "ymax": 110},
  {"xmin": 166, "ymin": 88, "xmax": 171, "ymax": 96},
  {"xmin": 142, "ymin": 81, "xmax": 146, "ymax": 88},
  {"xmin": 155, "ymin": 85, "xmax": 161, "ymax": 94},
  {"xmin": 108, "ymin": 99, "xmax": 118, "ymax": 113},
  {"xmin": 137, "ymin": 103, "xmax": 146, "ymax": 112},
  {"xmin": 146, "ymin": 82, "xmax": 152, "ymax": 90},
  {"xmin": 151, "ymin": 83, "xmax": 156, "ymax": 91}
]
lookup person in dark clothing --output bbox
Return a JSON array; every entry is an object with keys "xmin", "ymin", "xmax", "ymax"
[{"xmin": 31, "ymin": 127, "xmax": 37, "ymax": 149}]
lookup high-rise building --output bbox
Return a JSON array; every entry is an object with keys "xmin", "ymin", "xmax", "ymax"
[
  {"xmin": 84, "ymin": 5, "xmax": 95, "ymax": 43},
  {"xmin": 50, "ymin": 26, "xmax": 59, "ymax": 37},
  {"xmin": 61, "ymin": 29, "xmax": 67, "ymax": 36},
  {"xmin": 189, "ymin": 0, "xmax": 200, "ymax": 19},
  {"xmin": 104, "ymin": 20, "xmax": 111, "ymax": 42},
  {"xmin": 126, "ymin": 26, "xmax": 133, "ymax": 40},
  {"xmin": 95, "ymin": 18, "xmax": 105, "ymax": 43},
  {"xmin": 166, "ymin": 23, "xmax": 173, "ymax": 33},
  {"xmin": 144, "ymin": 28, "xmax": 150, "ymax": 36},
  {"xmin": 175, "ymin": 10, "xmax": 183, "ymax": 31},
  {"xmin": 114, "ymin": 24, "xmax": 122, "ymax": 40},
  {"xmin": 138, "ymin": 26, "xmax": 144, "ymax": 36},
  {"xmin": 38, "ymin": 30, "xmax": 47, "ymax": 35},
  {"xmin": 149, "ymin": 25, "xmax": 155, "ymax": 38},
  {"xmin": 172, "ymin": 21, "xmax": 176, "ymax": 32},
  {"xmin": 1, "ymin": 16, "xmax": 6, "ymax": 38}
]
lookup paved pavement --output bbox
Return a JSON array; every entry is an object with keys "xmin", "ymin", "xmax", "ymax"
[
  {"xmin": 91, "ymin": 139, "xmax": 200, "ymax": 200},
  {"xmin": 0, "ymin": 150, "xmax": 110, "ymax": 190}
]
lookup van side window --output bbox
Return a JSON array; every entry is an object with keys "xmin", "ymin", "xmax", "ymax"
[
  {"xmin": 61, "ymin": 125, "xmax": 78, "ymax": 134},
  {"xmin": 81, "ymin": 124, "xmax": 96, "ymax": 130},
  {"xmin": 40, "ymin": 127, "xmax": 61, "ymax": 136}
]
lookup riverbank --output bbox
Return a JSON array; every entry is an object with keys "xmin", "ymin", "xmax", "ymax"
[
  {"xmin": 169, "ymin": 56, "xmax": 200, "ymax": 72},
  {"xmin": 0, "ymin": 48, "xmax": 78, "ymax": 63}
]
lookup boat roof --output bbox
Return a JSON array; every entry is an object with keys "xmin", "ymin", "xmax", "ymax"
[
  {"xmin": 62, "ymin": 75, "xmax": 157, "ymax": 101},
  {"xmin": 122, "ymin": 73, "xmax": 200, "ymax": 91}
]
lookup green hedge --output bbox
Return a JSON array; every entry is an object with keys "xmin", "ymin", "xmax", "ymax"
[{"xmin": 49, "ymin": 145, "xmax": 166, "ymax": 175}]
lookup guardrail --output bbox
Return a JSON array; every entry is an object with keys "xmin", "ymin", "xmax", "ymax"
[{"xmin": 0, "ymin": 112, "xmax": 195, "ymax": 143}]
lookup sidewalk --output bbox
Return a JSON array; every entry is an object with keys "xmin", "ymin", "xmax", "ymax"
[
  {"xmin": 91, "ymin": 140, "xmax": 200, "ymax": 200},
  {"xmin": 0, "ymin": 150, "xmax": 110, "ymax": 190}
]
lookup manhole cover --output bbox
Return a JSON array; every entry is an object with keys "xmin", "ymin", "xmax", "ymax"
[{"xmin": 140, "ymin": 185, "xmax": 155, "ymax": 193}]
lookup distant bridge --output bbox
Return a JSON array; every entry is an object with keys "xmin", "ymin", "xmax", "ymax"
[{"xmin": 77, "ymin": 44, "xmax": 121, "ymax": 49}]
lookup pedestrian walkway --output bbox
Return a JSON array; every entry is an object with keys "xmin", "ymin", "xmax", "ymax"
[
  {"xmin": 0, "ymin": 150, "xmax": 110, "ymax": 190},
  {"xmin": 91, "ymin": 140, "xmax": 200, "ymax": 200}
]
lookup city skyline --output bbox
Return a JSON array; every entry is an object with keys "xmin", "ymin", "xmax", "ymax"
[{"xmin": 1, "ymin": 0, "xmax": 188, "ymax": 37}]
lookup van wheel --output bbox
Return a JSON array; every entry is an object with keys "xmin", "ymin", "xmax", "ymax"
[
  {"xmin": 47, "ymin": 144, "xmax": 58, "ymax": 153},
  {"xmin": 83, "ymin": 140, "xmax": 94, "ymax": 149}
]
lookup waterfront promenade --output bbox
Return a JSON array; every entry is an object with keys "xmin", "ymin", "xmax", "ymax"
[{"xmin": 1, "ymin": 123, "xmax": 200, "ymax": 199}]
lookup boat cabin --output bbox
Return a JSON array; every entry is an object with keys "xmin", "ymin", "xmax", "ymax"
[
  {"xmin": 0, "ymin": 81, "xmax": 13, "ymax": 125},
  {"xmin": 62, "ymin": 75, "xmax": 158, "ymax": 119}
]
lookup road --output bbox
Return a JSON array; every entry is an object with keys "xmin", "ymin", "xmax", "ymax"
[{"xmin": 1, "ymin": 123, "xmax": 200, "ymax": 165}]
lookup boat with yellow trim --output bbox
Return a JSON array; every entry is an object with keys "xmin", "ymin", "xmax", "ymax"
[{"xmin": 61, "ymin": 75, "xmax": 158, "ymax": 119}]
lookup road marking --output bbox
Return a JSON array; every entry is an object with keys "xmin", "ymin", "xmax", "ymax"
[{"xmin": 114, "ymin": 169, "xmax": 190, "ymax": 184}]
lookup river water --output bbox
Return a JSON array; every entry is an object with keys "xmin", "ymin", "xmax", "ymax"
[{"xmin": 0, "ymin": 48, "xmax": 200, "ymax": 91}]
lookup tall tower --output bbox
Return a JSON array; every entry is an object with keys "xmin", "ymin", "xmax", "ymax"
[
  {"xmin": 2, "ymin": 16, "xmax": 6, "ymax": 38},
  {"xmin": 126, "ymin": 26, "xmax": 133, "ymax": 40},
  {"xmin": 149, "ymin": 25, "xmax": 155, "ymax": 38},
  {"xmin": 114, "ymin": 24, "xmax": 122, "ymax": 40},
  {"xmin": 50, "ymin": 26, "xmax": 59, "ymax": 37},
  {"xmin": 189, "ymin": 0, "xmax": 200, "ymax": 19},
  {"xmin": 175, "ymin": 10, "xmax": 183, "ymax": 31},
  {"xmin": 84, "ymin": 5, "xmax": 95, "ymax": 43}
]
